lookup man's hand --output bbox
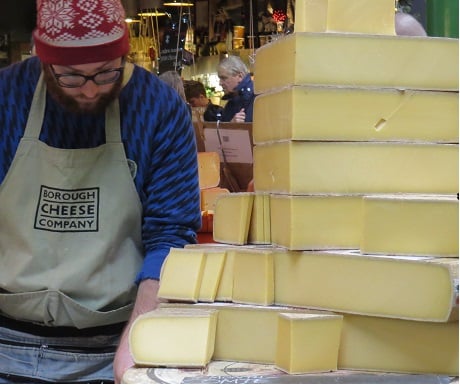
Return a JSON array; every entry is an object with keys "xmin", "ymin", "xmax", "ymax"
[
  {"xmin": 231, "ymin": 108, "xmax": 246, "ymax": 123},
  {"xmin": 113, "ymin": 279, "xmax": 161, "ymax": 383}
]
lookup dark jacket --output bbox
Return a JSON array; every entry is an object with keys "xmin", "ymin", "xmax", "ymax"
[{"xmin": 220, "ymin": 73, "xmax": 255, "ymax": 122}]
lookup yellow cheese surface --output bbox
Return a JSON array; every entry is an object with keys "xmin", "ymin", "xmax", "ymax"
[
  {"xmin": 213, "ymin": 193, "xmax": 254, "ymax": 245},
  {"xmin": 158, "ymin": 248, "xmax": 205, "ymax": 302},
  {"xmin": 274, "ymin": 248, "xmax": 458, "ymax": 322},
  {"xmin": 232, "ymin": 249, "xmax": 274, "ymax": 306},
  {"xmin": 339, "ymin": 314, "xmax": 459, "ymax": 375},
  {"xmin": 248, "ymin": 193, "xmax": 271, "ymax": 244},
  {"xmin": 361, "ymin": 194, "xmax": 459, "ymax": 257},
  {"xmin": 198, "ymin": 251, "xmax": 227, "ymax": 302},
  {"xmin": 200, "ymin": 187, "xmax": 230, "ymax": 211},
  {"xmin": 198, "ymin": 152, "xmax": 221, "ymax": 189},
  {"xmin": 270, "ymin": 194, "xmax": 363, "ymax": 250},
  {"xmin": 253, "ymin": 86, "xmax": 459, "ymax": 144},
  {"xmin": 253, "ymin": 141, "xmax": 458, "ymax": 194},
  {"xmin": 129, "ymin": 308, "xmax": 218, "ymax": 367},
  {"xmin": 254, "ymin": 33, "xmax": 459, "ymax": 93},
  {"xmin": 276, "ymin": 313, "xmax": 343, "ymax": 374}
]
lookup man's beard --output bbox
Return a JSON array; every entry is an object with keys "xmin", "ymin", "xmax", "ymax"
[{"xmin": 42, "ymin": 64, "xmax": 123, "ymax": 114}]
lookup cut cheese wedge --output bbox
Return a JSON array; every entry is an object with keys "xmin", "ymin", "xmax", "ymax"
[
  {"xmin": 201, "ymin": 187, "xmax": 230, "ymax": 211},
  {"xmin": 198, "ymin": 152, "xmax": 220, "ymax": 189},
  {"xmin": 158, "ymin": 248, "xmax": 205, "ymax": 302},
  {"xmin": 294, "ymin": 0, "xmax": 395, "ymax": 35},
  {"xmin": 233, "ymin": 249, "xmax": 274, "ymax": 306},
  {"xmin": 270, "ymin": 194, "xmax": 363, "ymax": 250},
  {"xmin": 213, "ymin": 193, "xmax": 254, "ymax": 245},
  {"xmin": 361, "ymin": 194, "xmax": 459, "ymax": 257},
  {"xmin": 129, "ymin": 307, "xmax": 218, "ymax": 367},
  {"xmin": 276, "ymin": 313, "xmax": 343, "ymax": 374},
  {"xmin": 273, "ymin": 248, "xmax": 458, "ymax": 322},
  {"xmin": 339, "ymin": 314, "xmax": 459, "ymax": 375},
  {"xmin": 254, "ymin": 33, "xmax": 459, "ymax": 93},
  {"xmin": 198, "ymin": 250, "xmax": 227, "ymax": 302},
  {"xmin": 253, "ymin": 141, "xmax": 458, "ymax": 194},
  {"xmin": 248, "ymin": 193, "xmax": 271, "ymax": 244},
  {"xmin": 253, "ymin": 86, "xmax": 459, "ymax": 144}
]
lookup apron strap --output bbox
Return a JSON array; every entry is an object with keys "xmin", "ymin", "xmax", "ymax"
[{"xmin": 23, "ymin": 66, "xmax": 131, "ymax": 144}]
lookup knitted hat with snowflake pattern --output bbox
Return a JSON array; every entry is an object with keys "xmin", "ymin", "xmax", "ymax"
[{"xmin": 33, "ymin": 0, "xmax": 129, "ymax": 65}]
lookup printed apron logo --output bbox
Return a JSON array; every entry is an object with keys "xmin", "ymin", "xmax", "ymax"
[{"xmin": 34, "ymin": 186, "xmax": 99, "ymax": 232}]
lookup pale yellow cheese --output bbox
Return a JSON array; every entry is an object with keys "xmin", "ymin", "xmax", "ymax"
[
  {"xmin": 200, "ymin": 187, "xmax": 230, "ymax": 211},
  {"xmin": 361, "ymin": 194, "xmax": 459, "ymax": 257},
  {"xmin": 253, "ymin": 141, "xmax": 458, "ymax": 194},
  {"xmin": 213, "ymin": 193, "xmax": 254, "ymax": 245},
  {"xmin": 232, "ymin": 249, "xmax": 274, "ymax": 306},
  {"xmin": 273, "ymin": 248, "xmax": 458, "ymax": 322},
  {"xmin": 158, "ymin": 248, "xmax": 205, "ymax": 302},
  {"xmin": 253, "ymin": 86, "xmax": 459, "ymax": 144},
  {"xmin": 215, "ymin": 249, "xmax": 235, "ymax": 302},
  {"xmin": 248, "ymin": 193, "xmax": 271, "ymax": 244},
  {"xmin": 198, "ymin": 152, "xmax": 220, "ymax": 189},
  {"xmin": 276, "ymin": 313, "xmax": 343, "ymax": 374},
  {"xmin": 129, "ymin": 308, "xmax": 218, "ymax": 367},
  {"xmin": 292, "ymin": 0, "xmax": 328, "ymax": 33},
  {"xmin": 270, "ymin": 194, "xmax": 363, "ymax": 250},
  {"xmin": 198, "ymin": 250, "xmax": 227, "ymax": 302},
  {"xmin": 254, "ymin": 33, "xmax": 458, "ymax": 94},
  {"xmin": 326, "ymin": 0, "xmax": 395, "ymax": 35},
  {"xmin": 339, "ymin": 314, "xmax": 459, "ymax": 375}
]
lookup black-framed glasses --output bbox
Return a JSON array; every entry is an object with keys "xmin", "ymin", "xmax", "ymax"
[{"xmin": 50, "ymin": 63, "xmax": 124, "ymax": 88}]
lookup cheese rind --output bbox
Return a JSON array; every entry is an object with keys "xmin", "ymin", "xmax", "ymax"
[
  {"xmin": 361, "ymin": 194, "xmax": 459, "ymax": 257},
  {"xmin": 270, "ymin": 194, "xmax": 363, "ymax": 250},
  {"xmin": 198, "ymin": 251, "xmax": 227, "ymax": 302},
  {"xmin": 158, "ymin": 248, "xmax": 205, "ymax": 302},
  {"xmin": 213, "ymin": 193, "xmax": 254, "ymax": 245},
  {"xmin": 248, "ymin": 193, "xmax": 271, "ymax": 244},
  {"xmin": 253, "ymin": 141, "xmax": 458, "ymax": 194},
  {"xmin": 129, "ymin": 308, "xmax": 218, "ymax": 367},
  {"xmin": 276, "ymin": 313, "xmax": 343, "ymax": 374},
  {"xmin": 253, "ymin": 86, "xmax": 459, "ymax": 144},
  {"xmin": 254, "ymin": 33, "xmax": 459, "ymax": 93},
  {"xmin": 274, "ymin": 248, "xmax": 458, "ymax": 322}
]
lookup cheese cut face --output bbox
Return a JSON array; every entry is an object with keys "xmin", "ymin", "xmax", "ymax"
[
  {"xmin": 213, "ymin": 193, "xmax": 254, "ymax": 245},
  {"xmin": 326, "ymin": 0, "xmax": 395, "ymax": 35},
  {"xmin": 158, "ymin": 248, "xmax": 205, "ymax": 302},
  {"xmin": 274, "ymin": 248, "xmax": 458, "ymax": 322},
  {"xmin": 254, "ymin": 33, "xmax": 459, "ymax": 94},
  {"xmin": 129, "ymin": 308, "xmax": 218, "ymax": 367},
  {"xmin": 248, "ymin": 193, "xmax": 271, "ymax": 244},
  {"xmin": 200, "ymin": 187, "xmax": 230, "ymax": 211},
  {"xmin": 253, "ymin": 86, "xmax": 459, "ymax": 144},
  {"xmin": 276, "ymin": 313, "xmax": 343, "ymax": 374},
  {"xmin": 232, "ymin": 249, "xmax": 274, "ymax": 306},
  {"xmin": 361, "ymin": 194, "xmax": 459, "ymax": 257},
  {"xmin": 198, "ymin": 152, "xmax": 221, "ymax": 189},
  {"xmin": 270, "ymin": 194, "xmax": 363, "ymax": 250},
  {"xmin": 198, "ymin": 251, "xmax": 227, "ymax": 302},
  {"xmin": 253, "ymin": 141, "xmax": 458, "ymax": 195},
  {"xmin": 339, "ymin": 314, "xmax": 459, "ymax": 375}
]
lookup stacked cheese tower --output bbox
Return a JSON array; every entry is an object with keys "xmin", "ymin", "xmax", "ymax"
[{"xmin": 129, "ymin": 0, "xmax": 459, "ymax": 378}]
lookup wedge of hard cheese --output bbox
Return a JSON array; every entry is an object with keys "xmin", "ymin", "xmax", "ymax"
[
  {"xmin": 253, "ymin": 86, "xmax": 459, "ymax": 144},
  {"xmin": 200, "ymin": 187, "xmax": 230, "ymax": 211},
  {"xmin": 213, "ymin": 193, "xmax": 254, "ymax": 244},
  {"xmin": 248, "ymin": 193, "xmax": 271, "ymax": 244},
  {"xmin": 253, "ymin": 141, "xmax": 458, "ymax": 194},
  {"xmin": 361, "ymin": 194, "xmax": 459, "ymax": 257},
  {"xmin": 270, "ymin": 194, "xmax": 363, "ymax": 250},
  {"xmin": 129, "ymin": 307, "xmax": 218, "ymax": 367},
  {"xmin": 198, "ymin": 152, "xmax": 220, "ymax": 189},
  {"xmin": 254, "ymin": 33, "xmax": 458, "ymax": 93},
  {"xmin": 276, "ymin": 313, "xmax": 343, "ymax": 374},
  {"xmin": 294, "ymin": 0, "xmax": 395, "ymax": 35},
  {"xmin": 273, "ymin": 248, "xmax": 458, "ymax": 322}
]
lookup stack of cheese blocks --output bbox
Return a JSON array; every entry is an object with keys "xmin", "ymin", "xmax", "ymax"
[{"xmin": 129, "ymin": 0, "xmax": 459, "ymax": 378}]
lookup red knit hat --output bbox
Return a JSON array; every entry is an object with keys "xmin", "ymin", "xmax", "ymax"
[{"xmin": 33, "ymin": 0, "xmax": 130, "ymax": 65}]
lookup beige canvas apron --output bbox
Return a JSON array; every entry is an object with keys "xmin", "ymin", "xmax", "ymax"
[{"xmin": 0, "ymin": 71, "xmax": 143, "ymax": 329}]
